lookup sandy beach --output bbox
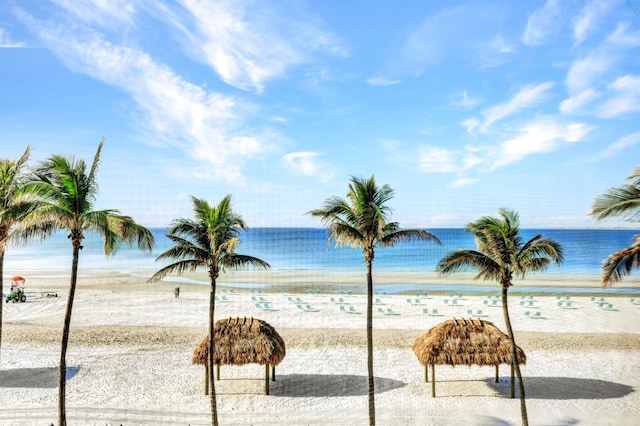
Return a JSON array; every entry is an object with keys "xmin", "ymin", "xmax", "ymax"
[{"xmin": 1, "ymin": 270, "xmax": 639, "ymax": 425}]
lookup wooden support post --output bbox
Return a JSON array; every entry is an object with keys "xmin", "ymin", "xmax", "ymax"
[
  {"xmin": 216, "ymin": 364, "xmax": 220, "ymax": 381},
  {"xmin": 425, "ymin": 364, "xmax": 428, "ymax": 382},
  {"xmin": 431, "ymin": 364, "xmax": 435, "ymax": 397},
  {"xmin": 272, "ymin": 365, "xmax": 276, "ymax": 381},
  {"xmin": 495, "ymin": 364, "xmax": 499, "ymax": 383},
  {"xmin": 204, "ymin": 364, "xmax": 209, "ymax": 395},
  {"xmin": 265, "ymin": 364, "xmax": 270, "ymax": 395},
  {"xmin": 510, "ymin": 362, "xmax": 515, "ymax": 398}
]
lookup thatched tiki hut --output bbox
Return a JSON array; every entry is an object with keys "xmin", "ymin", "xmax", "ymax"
[
  {"xmin": 413, "ymin": 318, "xmax": 526, "ymax": 397},
  {"xmin": 192, "ymin": 317, "xmax": 286, "ymax": 395}
]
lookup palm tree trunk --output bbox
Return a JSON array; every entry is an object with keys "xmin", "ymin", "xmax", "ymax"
[
  {"xmin": 59, "ymin": 242, "xmax": 81, "ymax": 426},
  {"xmin": 0, "ymin": 249, "xmax": 4, "ymax": 364},
  {"xmin": 209, "ymin": 277, "xmax": 219, "ymax": 426},
  {"xmin": 501, "ymin": 286, "xmax": 528, "ymax": 426},
  {"xmin": 366, "ymin": 259, "xmax": 375, "ymax": 426}
]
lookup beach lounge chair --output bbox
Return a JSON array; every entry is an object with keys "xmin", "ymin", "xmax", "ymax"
[
  {"xmin": 348, "ymin": 306, "xmax": 361, "ymax": 314},
  {"xmin": 375, "ymin": 298, "xmax": 385, "ymax": 305},
  {"xmin": 379, "ymin": 308, "xmax": 387, "ymax": 314},
  {"xmin": 415, "ymin": 298, "xmax": 421, "ymax": 304},
  {"xmin": 386, "ymin": 308, "xmax": 399, "ymax": 315},
  {"xmin": 423, "ymin": 308, "xmax": 429, "ymax": 315},
  {"xmin": 407, "ymin": 298, "xmax": 413, "ymax": 304},
  {"xmin": 430, "ymin": 309, "xmax": 440, "ymax": 316},
  {"xmin": 475, "ymin": 309, "xmax": 487, "ymax": 317}
]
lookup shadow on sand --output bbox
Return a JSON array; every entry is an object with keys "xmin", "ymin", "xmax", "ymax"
[
  {"xmin": 488, "ymin": 376, "xmax": 634, "ymax": 400},
  {"xmin": 0, "ymin": 366, "xmax": 80, "ymax": 389},
  {"xmin": 272, "ymin": 374, "xmax": 405, "ymax": 397}
]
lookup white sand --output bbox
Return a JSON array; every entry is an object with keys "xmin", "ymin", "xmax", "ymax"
[{"xmin": 1, "ymin": 272, "xmax": 639, "ymax": 425}]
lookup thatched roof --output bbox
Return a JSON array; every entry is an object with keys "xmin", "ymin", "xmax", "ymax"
[
  {"xmin": 192, "ymin": 317, "xmax": 286, "ymax": 367},
  {"xmin": 413, "ymin": 318, "xmax": 526, "ymax": 367}
]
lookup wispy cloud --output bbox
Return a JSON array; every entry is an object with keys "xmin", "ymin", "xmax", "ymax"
[
  {"xmin": 282, "ymin": 151, "xmax": 332, "ymax": 182},
  {"xmin": 490, "ymin": 119, "xmax": 591, "ymax": 170},
  {"xmin": 559, "ymin": 88, "xmax": 600, "ymax": 114},
  {"xmin": 597, "ymin": 74, "xmax": 640, "ymax": 117},
  {"xmin": 522, "ymin": 0, "xmax": 564, "ymax": 46},
  {"xmin": 572, "ymin": 0, "xmax": 613, "ymax": 46},
  {"xmin": 562, "ymin": 23, "xmax": 640, "ymax": 116},
  {"xmin": 417, "ymin": 145, "xmax": 483, "ymax": 173},
  {"xmin": 592, "ymin": 131, "xmax": 640, "ymax": 160},
  {"xmin": 168, "ymin": 0, "xmax": 346, "ymax": 93},
  {"xmin": 448, "ymin": 177, "xmax": 478, "ymax": 189},
  {"xmin": 365, "ymin": 76, "xmax": 400, "ymax": 86},
  {"xmin": 51, "ymin": 0, "xmax": 136, "ymax": 27},
  {"xmin": 18, "ymin": 10, "xmax": 267, "ymax": 182},
  {"xmin": 479, "ymin": 82, "xmax": 555, "ymax": 131},
  {"xmin": 451, "ymin": 91, "xmax": 481, "ymax": 109},
  {"xmin": 0, "ymin": 28, "xmax": 27, "ymax": 48}
]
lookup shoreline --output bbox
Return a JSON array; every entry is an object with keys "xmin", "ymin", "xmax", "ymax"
[{"xmin": 11, "ymin": 268, "xmax": 640, "ymax": 296}]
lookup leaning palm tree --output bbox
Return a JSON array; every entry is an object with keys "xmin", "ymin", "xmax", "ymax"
[
  {"xmin": 148, "ymin": 195, "xmax": 270, "ymax": 426},
  {"xmin": 19, "ymin": 140, "xmax": 154, "ymax": 426},
  {"xmin": 0, "ymin": 146, "xmax": 34, "ymax": 363},
  {"xmin": 590, "ymin": 166, "xmax": 640, "ymax": 287},
  {"xmin": 436, "ymin": 208, "xmax": 563, "ymax": 426},
  {"xmin": 308, "ymin": 175, "xmax": 441, "ymax": 426}
]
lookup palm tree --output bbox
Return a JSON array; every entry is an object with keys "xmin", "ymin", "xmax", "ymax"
[
  {"xmin": 0, "ymin": 146, "xmax": 34, "ymax": 363},
  {"xmin": 590, "ymin": 166, "xmax": 640, "ymax": 287},
  {"xmin": 20, "ymin": 140, "xmax": 155, "ymax": 426},
  {"xmin": 436, "ymin": 208, "xmax": 563, "ymax": 426},
  {"xmin": 308, "ymin": 175, "xmax": 441, "ymax": 426},
  {"xmin": 148, "ymin": 195, "xmax": 270, "ymax": 426}
]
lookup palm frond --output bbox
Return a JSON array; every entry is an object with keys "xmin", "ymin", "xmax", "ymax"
[
  {"xmin": 380, "ymin": 229, "xmax": 441, "ymax": 247},
  {"xmin": 221, "ymin": 254, "xmax": 271, "ymax": 270},
  {"xmin": 148, "ymin": 259, "xmax": 204, "ymax": 283},
  {"xmin": 436, "ymin": 249, "xmax": 500, "ymax": 277},
  {"xmin": 602, "ymin": 235, "xmax": 640, "ymax": 287},
  {"xmin": 591, "ymin": 185, "xmax": 640, "ymax": 222}
]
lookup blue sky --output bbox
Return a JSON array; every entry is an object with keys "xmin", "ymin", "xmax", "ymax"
[{"xmin": 1, "ymin": 0, "xmax": 639, "ymax": 229}]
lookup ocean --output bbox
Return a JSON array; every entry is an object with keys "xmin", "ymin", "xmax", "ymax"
[{"xmin": 4, "ymin": 228, "xmax": 639, "ymax": 292}]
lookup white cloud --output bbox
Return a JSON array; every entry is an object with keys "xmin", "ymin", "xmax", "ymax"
[
  {"xmin": 608, "ymin": 22, "xmax": 640, "ymax": 47},
  {"xmin": 480, "ymin": 82, "xmax": 555, "ymax": 131},
  {"xmin": 170, "ymin": 0, "xmax": 345, "ymax": 93},
  {"xmin": 417, "ymin": 146, "xmax": 483, "ymax": 173},
  {"xmin": 522, "ymin": 0, "xmax": 564, "ymax": 46},
  {"xmin": 51, "ymin": 0, "xmax": 136, "ymax": 27},
  {"xmin": 0, "ymin": 28, "xmax": 26, "ymax": 48},
  {"xmin": 452, "ymin": 91, "xmax": 481, "ymax": 109},
  {"xmin": 461, "ymin": 117, "xmax": 480, "ymax": 135},
  {"xmin": 489, "ymin": 35, "xmax": 513, "ymax": 54},
  {"xmin": 572, "ymin": 0, "xmax": 613, "ymax": 46},
  {"xmin": 565, "ymin": 53, "xmax": 613, "ymax": 94},
  {"xmin": 448, "ymin": 177, "xmax": 478, "ymax": 189},
  {"xmin": 598, "ymin": 74, "xmax": 640, "ymax": 117},
  {"xmin": 365, "ymin": 76, "xmax": 400, "ymax": 86},
  {"xmin": 559, "ymin": 89, "xmax": 600, "ymax": 114},
  {"xmin": 282, "ymin": 151, "xmax": 332, "ymax": 181},
  {"xmin": 491, "ymin": 119, "xmax": 591, "ymax": 169},
  {"xmin": 19, "ymin": 11, "xmax": 266, "ymax": 182},
  {"xmin": 592, "ymin": 131, "xmax": 640, "ymax": 160}
]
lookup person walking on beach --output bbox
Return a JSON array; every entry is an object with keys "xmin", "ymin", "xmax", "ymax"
[{"xmin": 174, "ymin": 287, "xmax": 180, "ymax": 299}]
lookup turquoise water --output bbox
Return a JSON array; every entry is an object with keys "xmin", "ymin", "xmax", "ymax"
[{"xmin": 5, "ymin": 228, "xmax": 639, "ymax": 294}]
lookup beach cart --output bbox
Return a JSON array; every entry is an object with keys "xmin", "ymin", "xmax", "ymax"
[{"xmin": 5, "ymin": 276, "xmax": 27, "ymax": 303}]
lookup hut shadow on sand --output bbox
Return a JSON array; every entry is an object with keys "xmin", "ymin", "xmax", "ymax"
[
  {"xmin": 0, "ymin": 366, "xmax": 79, "ymax": 389},
  {"xmin": 488, "ymin": 376, "xmax": 634, "ymax": 400},
  {"xmin": 193, "ymin": 317, "xmax": 285, "ymax": 395},
  {"xmin": 413, "ymin": 318, "xmax": 526, "ymax": 397},
  {"xmin": 272, "ymin": 374, "xmax": 405, "ymax": 397}
]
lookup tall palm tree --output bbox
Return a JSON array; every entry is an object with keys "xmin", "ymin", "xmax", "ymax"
[
  {"xmin": 590, "ymin": 166, "xmax": 640, "ymax": 287},
  {"xmin": 20, "ymin": 140, "xmax": 155, "ymax": 426},
  {"xmin": 0, "ymin": 146, "xmax": 34, "ymax": 363},
  {"xmin": 436, "ymin": 208, "xmax": 563, "ymax": 426},
  {"xmin": 148, "ymin": 195, "xmax": 270, "ymax": 426},
  {"xmin": 308, "ymin": 175, "xmax": 441, "ymax": 426}
]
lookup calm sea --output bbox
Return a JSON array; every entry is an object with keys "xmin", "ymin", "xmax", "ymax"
[{"xmin": 5, "ymin": 227, "xmax": 638, "ymax": 282}]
